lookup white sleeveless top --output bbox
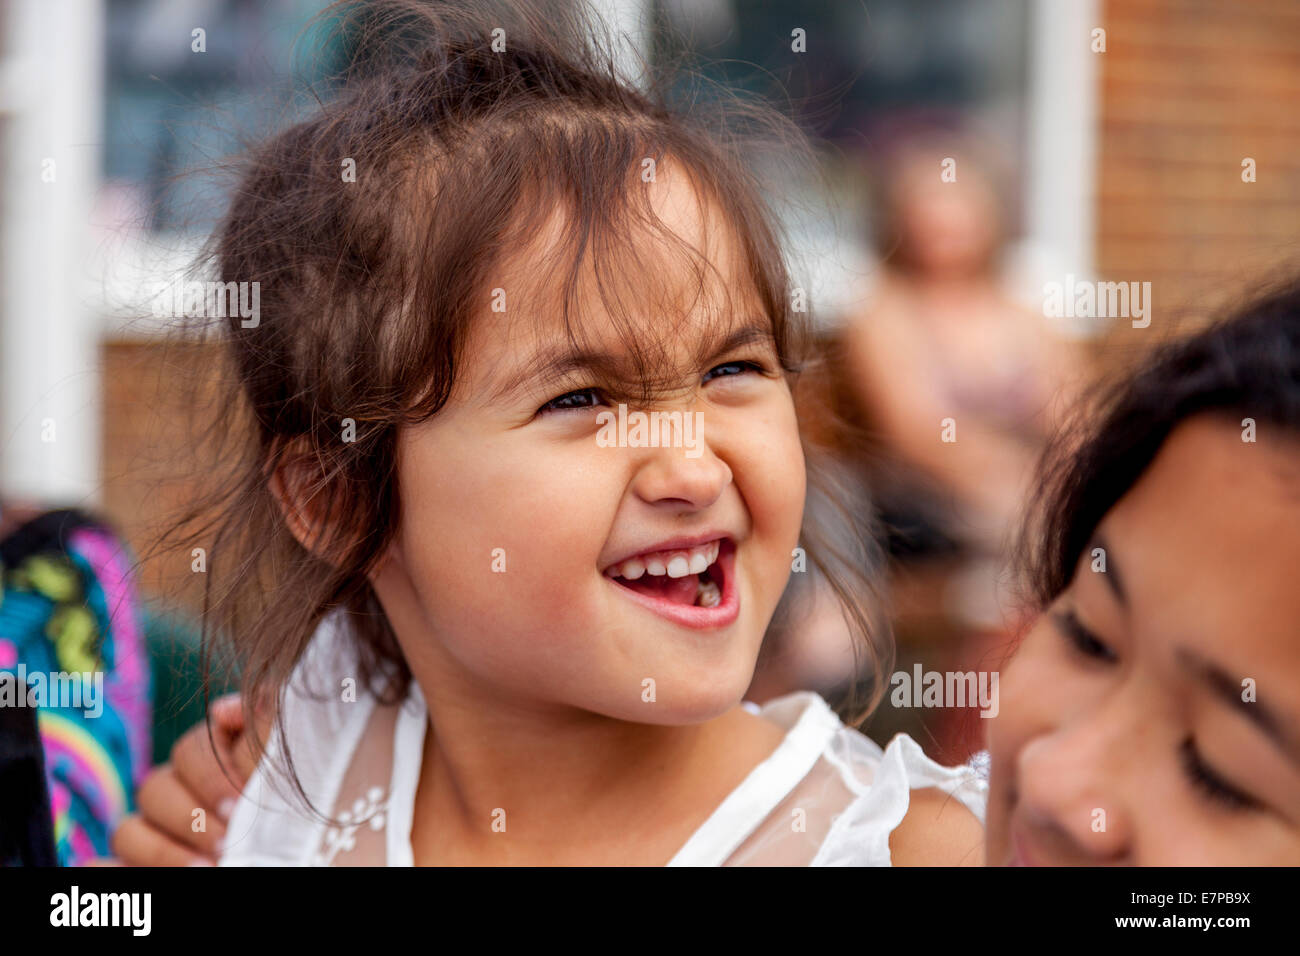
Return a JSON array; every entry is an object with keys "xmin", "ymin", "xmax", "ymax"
[{"xmin": 220, "ymin": 610, "xmax": 988, "ymax": 866}]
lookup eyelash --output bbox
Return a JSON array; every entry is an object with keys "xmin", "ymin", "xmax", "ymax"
[
  {"xmin": 1054, "ymin": 612, "xmax": 1259, "ymax": 814},
  {"xmin": 537, "ymin": 360, "xmax": 767, "ymax": 415},
  {"xmin": 1054, "ymin": 609, "xmax": 1118, "ymax": 664},
  {"xmin": 1180, "ymin": 739, "xmax": 1258, "ymax": 812}
]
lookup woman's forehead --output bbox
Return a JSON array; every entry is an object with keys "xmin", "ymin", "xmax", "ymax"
[{"xmin": 1094, "ymin": 414, "xmax": 1300, "ymax": 649}]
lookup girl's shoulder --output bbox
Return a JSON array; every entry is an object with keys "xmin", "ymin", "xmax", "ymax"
[{"xmin": 671, "ymin": 691, "xmax": 989, "ymax": 866}]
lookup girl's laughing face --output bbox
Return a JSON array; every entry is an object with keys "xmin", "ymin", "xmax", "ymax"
[
  {"xmin": 371, "ymin": 164, "xmax": 806, "ymax": 724},
  {"xmin": 986, "ymin": 416, "xmax": 1300, "ymax": 865}
]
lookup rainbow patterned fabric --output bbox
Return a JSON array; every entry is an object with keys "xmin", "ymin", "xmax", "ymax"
[{"xmin": 0, "ymin": 509, "xmax": 151, "ymax": 865}]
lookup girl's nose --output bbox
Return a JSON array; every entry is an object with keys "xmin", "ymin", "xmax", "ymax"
[
  {"xmin": 630, "ymin": 440, "xmax": 733, "ymax": 511},
  {"xmin": 1013, "ymin": 711, "xmax": 1136, "ymax": 864}
]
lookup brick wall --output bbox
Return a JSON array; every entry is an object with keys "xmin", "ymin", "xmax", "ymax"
[
  {"xmin": 101, "ymin": 339, "xmax": 226, "ymax": 615},
  {"xmin": 1096, "ymin": 0, "xmax": 1300, "ymax": 330}
]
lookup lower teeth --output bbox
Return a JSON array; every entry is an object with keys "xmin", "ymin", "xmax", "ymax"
[{"xmin": 695, "ymin": 576, "xmax": 721, "ymax": 608}]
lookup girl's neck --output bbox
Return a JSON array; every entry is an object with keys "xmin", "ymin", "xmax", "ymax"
[
  {"xmin": 367, "ymin": 545, "xmax": 789, "ymax": 864},
  {"xmin": 408, "ymin": 683, "xmax": 786, "ymax": 866}
]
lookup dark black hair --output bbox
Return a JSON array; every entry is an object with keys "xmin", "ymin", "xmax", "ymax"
[{"xmin": 1020, "ymin": 274, "xmax": 1300, "ymax": 606}]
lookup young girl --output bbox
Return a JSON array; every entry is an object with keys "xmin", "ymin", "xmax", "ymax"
[
  {"xmin": 987, "ymin": 279, "xmax": 1300, "ymax": 865},
  {"xmin": 145, "ymin": 0, "xmax": 986, "ymax": 866}
]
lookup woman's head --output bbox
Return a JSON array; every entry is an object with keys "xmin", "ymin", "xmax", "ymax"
[
  {"xmin": 158, "ymin": 0, "xmax": 886, "ymax": 771},
  {"xmin": 870, "ymin": 137, "xmax": 1006, "ymax": 279},
  {"xmin": 989, "ymin": 278, "xmax": 1300, "ymax": 864}
]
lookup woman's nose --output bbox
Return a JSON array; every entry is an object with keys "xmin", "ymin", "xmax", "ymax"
[{"xmin": 1013, "ymin": 712, "xmax": 1136, "ymax": 864}]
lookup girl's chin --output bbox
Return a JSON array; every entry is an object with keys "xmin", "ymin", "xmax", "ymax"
[{"xmin": 607, "ymin": 670, "xmax": 758, "ymax": 726}]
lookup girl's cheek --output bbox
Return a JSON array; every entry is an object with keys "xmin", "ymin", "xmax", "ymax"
[
  {"xmin": 744, "ymin": 432, "xmax": 805, "ymax": 591},
  {"xmin": 742, "ymin": 395, "xmax": 805, "ymax": 518},
  {"xmin": 396, "ymin": 451, "xmax": 607, "ymax": 632}
]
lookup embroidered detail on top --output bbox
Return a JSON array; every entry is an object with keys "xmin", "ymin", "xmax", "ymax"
[{"xmin": 313, "ymin": 786, "xmax": 388, "ymax": 866}]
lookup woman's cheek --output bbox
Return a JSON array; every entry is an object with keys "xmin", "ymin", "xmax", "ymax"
[
  {"xmin": 995, "ymin": 618, "xmax": 1116, "ymax": 741},
  {"xmin": 987, "ymin": 627, "xmax": 1076, "ymax": 797},
  {"xmin": 984, "ymin": 629, "xmax": 1066, "ymax": 860}
]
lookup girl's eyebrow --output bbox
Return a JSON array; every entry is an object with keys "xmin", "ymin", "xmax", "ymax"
[
  {"xmin": 1176, "ymin": 646, "xmax": 1300, "ymax": 770},
  {"xmin": 490, "ymin": 321, "xmax": 777, "ymax": 403},
  {"xmin": 491, "ymin": 344, "xmax": 624, "ymax": 404},
  {"xmin": 701, "ymin": 321, "xmax": 779, "ymax": 359}
]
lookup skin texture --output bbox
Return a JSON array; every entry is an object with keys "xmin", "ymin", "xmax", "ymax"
[
  {"xmin": 986, "ymin": 415, "xmax": 1300, "ymax": 865},
  {"xmin": 890, "ymin": 787, "xmax": 985, "ymax": 866}
]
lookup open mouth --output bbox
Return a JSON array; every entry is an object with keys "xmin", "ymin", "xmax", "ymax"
[{"xmin": 602, "ymin": 538, "xmax": 738, "ymax": 626}]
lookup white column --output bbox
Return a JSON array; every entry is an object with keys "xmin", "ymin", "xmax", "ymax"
[
  {"xmin": 595, "ymin": 0, "xmax": 652, "ymax": 89},
  {"xmin": 1024, "ymin": 0, "xmax": 1099, "ymax": 288},
  {"xmin": 0, "ymin": 0, "xmax": 105, "ymax": 506}
]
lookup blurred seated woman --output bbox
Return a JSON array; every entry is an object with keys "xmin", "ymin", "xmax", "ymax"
[{"xmin": 839, "ymin": 143, "xmax": 1082, "ymax": 583}]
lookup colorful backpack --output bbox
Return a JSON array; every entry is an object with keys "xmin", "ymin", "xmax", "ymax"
[{"xmin": 0, "ymin": 508, "xmax": 151, "ymax": 865}]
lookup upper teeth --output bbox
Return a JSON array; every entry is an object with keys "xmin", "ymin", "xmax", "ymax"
[{"xmin": 607, "ymin": 540, "xmax": 721, "ymax": 580}]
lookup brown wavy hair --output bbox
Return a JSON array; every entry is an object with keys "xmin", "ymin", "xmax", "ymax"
[{"xmin": 147, "ymin": 0, "xmax": 889, "ymax": 811}]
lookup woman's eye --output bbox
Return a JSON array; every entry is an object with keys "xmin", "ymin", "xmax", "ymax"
[
  {"xmin": 1054, "ymin": 609, "xmax": 1118, "ymax": 663},
  {"xmin": 1180, "ymin": 739, "xmax": 1258, "ymax": 812},
  {"xmin": 538, "ymin": 387, "xmax": 604, "ymax": 415},
  {"xmin": 703, "ymin": 360, "xmax": 764, "ymax": 383}
]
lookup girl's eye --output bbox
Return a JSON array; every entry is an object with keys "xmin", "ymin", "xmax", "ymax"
[
  {"xmin": 703, "ymin": 360, "xmax": 764, "ymax": 383},
  {"xmin": 538, "ymin": 360, "xmax": 765, "ymax": 415},
  {"xmin": 1180, "ymin": 739, "xmax": 1258, "ymax": 812},
  {"xmin": 538, "ymin": 387, "xmax": 604, "ymax": 415},
  {"xmin": 1054, "ymin": 608, "xmax": 1118, "ymax": 663}
]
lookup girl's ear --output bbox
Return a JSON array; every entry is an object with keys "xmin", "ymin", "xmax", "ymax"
[
  {"xmin": 268, "ymin": 439, "xmax": 398, "ymax": 576},
  {"xmin": 267, "ymin": 451, "xmax": 337, "ymax": 563}
]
